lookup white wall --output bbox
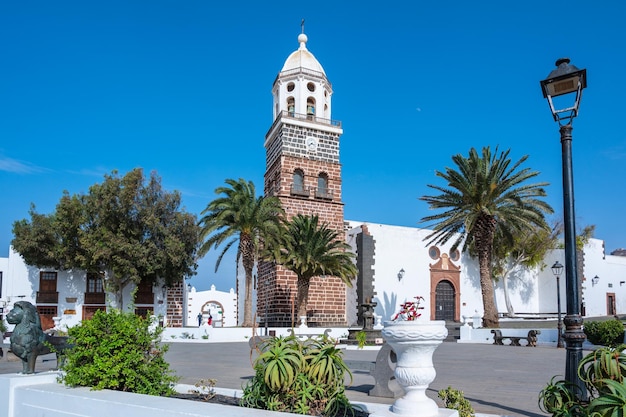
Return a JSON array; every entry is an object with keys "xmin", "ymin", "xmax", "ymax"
[
  {"xmin": 345, "ymin": 222, "xmax": 626, "ymax": 320},
  {"xmin": 187, "ymin": 285, "xmax": 237, "ymax": 328},
  {"xmin": 2, "ymin": 247, "xmax": 169, "ymax": 330},
  {"xmin": 582, "ymin": 238, "xmax": 626, "ymax": 317},
  {"xmin": 346, "ymin": 221, "xmax": 489, "ymax": 321}
]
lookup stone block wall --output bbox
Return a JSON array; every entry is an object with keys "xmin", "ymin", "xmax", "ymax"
[
  {"xmin": 261, "ymin": 120, "xmax": 347, "ymax": 327},
  {"xmin": 165, "ymin": 281, "xmax": 184, "ymax": 327}
]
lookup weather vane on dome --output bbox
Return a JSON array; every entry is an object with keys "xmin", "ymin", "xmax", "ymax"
[{"xmin": 301, "ymin": 19, "xmax": 305, "ymax": 34}]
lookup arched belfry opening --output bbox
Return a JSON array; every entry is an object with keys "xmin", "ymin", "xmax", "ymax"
[{"xmin": 428, "ymin": 247, "xmax": 461, "ymax": 322}]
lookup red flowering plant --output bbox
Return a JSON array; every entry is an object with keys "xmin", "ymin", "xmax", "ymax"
[{"xmin": 392, "ymin": 296, "xmax": 425, "ymax": 321}]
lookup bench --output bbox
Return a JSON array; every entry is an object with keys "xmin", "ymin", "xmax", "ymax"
[{"xmin": 491, "ymin": 329, "xmax": 541, "ymax": 347}]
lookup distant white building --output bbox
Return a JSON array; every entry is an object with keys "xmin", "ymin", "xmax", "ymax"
[
  {"xmin": 0, "ymin": 246, "xmax": 237, "ymax": 331},
  {"xmin": 186, "ymin": 284, "xmax": 237, "ymax": 328}
]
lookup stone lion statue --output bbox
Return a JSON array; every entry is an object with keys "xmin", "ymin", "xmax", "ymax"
[{"xmin": 6, "ymin": 301, "xmax": 48, "ymax": 374}]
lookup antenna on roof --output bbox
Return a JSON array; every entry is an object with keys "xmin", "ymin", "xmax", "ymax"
[{"xmin": 301, "ymin": 19, "xmax": 305, "ymax": 34}]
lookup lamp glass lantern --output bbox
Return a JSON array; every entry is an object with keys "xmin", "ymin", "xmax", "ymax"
[
  {"xmin": 551, "ymin": 261, "xmax": 564, "ymax": 277},
  {"xmin": 540, "ymin": 58, "xmax": 587, "ymax": 125}
]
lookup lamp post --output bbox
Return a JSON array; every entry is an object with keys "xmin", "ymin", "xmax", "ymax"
[
  {"xmin": 551, "ymin": 261, "xmax": 564, "ymax": 348},
  {"xmin": 540, "ymin": 58, "xmax": 587, "ymax": 398}
]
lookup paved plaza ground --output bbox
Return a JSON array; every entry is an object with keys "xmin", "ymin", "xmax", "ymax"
[{"xmin": 0, "ymin": 339, "xmax": 582, "ymax": 417}]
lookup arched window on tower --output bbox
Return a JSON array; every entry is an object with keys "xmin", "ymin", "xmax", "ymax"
[
  {"xmin": 291, "ymin": 169, "xmax": 309, "ymax": 197},
  {"xmin": 307, "ymin": 97, "xmax": 316, "ymax": 120},
  {"xmin": 315, "ymin": 172, "xmax": 332, "ymax": 200},
  {"xmin": 287, "ymin": 97, "xmax": 295, "ymax": 116}
]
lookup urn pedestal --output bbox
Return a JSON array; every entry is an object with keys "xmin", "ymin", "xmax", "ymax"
[{"xmin": 379, "ymin": 320, "xmax": 448, "ymax": 417}]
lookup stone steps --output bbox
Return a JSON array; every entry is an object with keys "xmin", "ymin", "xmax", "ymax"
[{"xmin": 444, "ymin": 321, "xmax": 460, "ymax": 342}]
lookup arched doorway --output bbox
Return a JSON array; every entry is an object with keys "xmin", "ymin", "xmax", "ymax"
[
  {"xmin": 202, "ymin": 301, "xmax": 225, "ymax": 327},
  {"xmin": 428, "ymin": 250, "xmax": 461, "ymax": 321},
  {"xmin": 435, "ymin": 280, "xmax": 455, "ymax": 321}
]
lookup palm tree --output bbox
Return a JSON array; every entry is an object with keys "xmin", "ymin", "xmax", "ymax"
[
  {"xmin": 269, "ymin": 214, "xmax": 357, "ymax": 321},
  {"xmin": 420, "ymin": 147, "xmax": 553, "ymax": 328},
  {"xmin": 198, "ymin": 178, "xmax": 283, "ymax": 327}
]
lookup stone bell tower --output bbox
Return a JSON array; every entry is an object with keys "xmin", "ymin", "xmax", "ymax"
[{"xmin": 258, "ymin": 29, "xmax": 347, "ymax": 327}]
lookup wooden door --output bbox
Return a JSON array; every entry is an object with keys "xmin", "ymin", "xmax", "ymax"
[{"xmin": 435, "ymin": 280, "xmax": 455, "ymax": 321}]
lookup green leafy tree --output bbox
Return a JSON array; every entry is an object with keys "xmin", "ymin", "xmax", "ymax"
[
  {"xmin": 12, "ymin": 169, "xmax": 199, "ymax": 308},
  {"xmin": 198, "ymin": 178, "xmax": 284, "ymax": 327},
  {"xmin": 268, "ymin": 214, "xmax": 357, "ymax": 320},
  {"xmin": 420, "ymin": 147, "xmax": 553, "ymax": 328},
  {"xmin": 490, "ymin": 221, "xmax": 561, "ymax": 317}
]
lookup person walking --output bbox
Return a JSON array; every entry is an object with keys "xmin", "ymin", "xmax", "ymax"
[
  {"xmin": 197, "ymin": 312, "xmax": 203, "ymax": 327},
  {"xmin": 208, "ymin": 314, "xmax": 213, "ymax": 327}
]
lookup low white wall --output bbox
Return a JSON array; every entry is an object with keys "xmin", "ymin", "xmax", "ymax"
[
  {"xmin": 0, "ymin": 373, "xmax": 304, "ymax": 417},
  {"xmin": 161, "ymin": 326, "xmax": 350, "ymax": 343},
  {"xmin": 0, "ymin": 373, "xmax": 451, "ymax": 417}
]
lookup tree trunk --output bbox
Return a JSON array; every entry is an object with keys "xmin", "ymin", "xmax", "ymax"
[
  {"xmin": 478, "ymin": 249, "xmax": 499, "ymax": 327},
  {"xmin": 104, "ymin": 269, "xmax": 123, "ymax": 311},
  {"xmin": 240, "ymin": 235, "xmax": 255, "ymax": 327},
  {"xmin": 242, "ymin": 264, "xmax": 254, "ymax": 327},
  {"xmin": 476, "ymin": 215, "xmax": 500, "ymax": 328},
  {"xmin": 296, "ymin": 276, "xmax": 310, "ymax": 320},
  {"xmin": 502, "ymin": 273, "xmax": 515, "ymax": 318}
]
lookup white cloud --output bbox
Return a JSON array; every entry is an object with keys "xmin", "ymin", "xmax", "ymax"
[{"xmin": 0, "ymin": 156, "xmax": 44, "ymax": 174}]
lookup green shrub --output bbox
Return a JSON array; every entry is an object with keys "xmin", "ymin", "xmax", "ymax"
[
  {"xmin": 584, "ymin": 319, "xmax": 624, "ymax": 347},
  {"xmin": 438, "ymin": 386, "xmax": 475, "ymax": 417},
  {"xmin": 59, "ymin": 310, "xmax": 178, "ymax": 396},
  {"xmin": 242, "ymin": 334, "xmax": 354, "ymax": 416}
]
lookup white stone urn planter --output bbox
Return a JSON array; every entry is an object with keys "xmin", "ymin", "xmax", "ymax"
[{"xmin": 381, "ymin": 320, "xmax": 448, "ymax": 417}]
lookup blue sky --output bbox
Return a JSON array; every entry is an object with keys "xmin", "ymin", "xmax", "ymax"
[{"xmin": 2, "ymin": 1, "xmax": 625, "ymax": 292}]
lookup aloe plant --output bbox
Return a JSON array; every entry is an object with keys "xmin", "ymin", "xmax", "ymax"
[
  {"xmin": 539, "ymin": 346, "xmax": 626, "ymax": 417},
  {"xmin": 242, "ymin": 334, "xmax": 354, "ymax": 416},
  {"xmin": 538, "ymin": 377, "xmax": 581, "ymax": 416},
  {"xmin": 258, "ymin": 336, "xmax": 304, "ymax": 392},
  {"xmin": 588, "ymin": 379, "xmax": 626, "ymax": 417},
  {"xmin": 579, "ymin": 346, "xmax": 626, "ymax": 397}
]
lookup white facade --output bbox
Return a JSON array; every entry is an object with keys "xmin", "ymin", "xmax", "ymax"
[
  {"xmin": 345, "ymin": 221, "xmax": 626, "ymax": 322},
  {"xmin": 186, "ymin": 284, "xmax": 237, "ymax": 328},
  {"xmin": 0, "ymin": 247, "xmax": 172, "ymax": 330}
]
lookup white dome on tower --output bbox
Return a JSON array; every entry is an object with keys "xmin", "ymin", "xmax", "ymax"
[{"xmin": 281, "ymin": 33, "xmax": 326, "ymax": 75}]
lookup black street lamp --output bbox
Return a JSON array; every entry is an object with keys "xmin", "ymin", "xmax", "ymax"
[
  {"xmin": 540, "ymin": 58, "xmax": 588, "ymax": 398},
  {"xmin": 551, "ymin": 261, "xmax": 564, "ymax": 348}
]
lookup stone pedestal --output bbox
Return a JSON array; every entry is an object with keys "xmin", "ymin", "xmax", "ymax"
[{"xmin": 346, "ymin": 328, "xmax": 382, "ymax": 346}]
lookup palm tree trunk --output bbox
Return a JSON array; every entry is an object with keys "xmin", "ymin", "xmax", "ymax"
[
  {"xmin": 240, "ymin": 236, "xmax": 255, "ymax": 327},
  {"xmin": 478, "ymin": 249, "xmax": 499, "ymax": 327},
  {"xmin": 296, "ymin": 276, "xmax": 310, "ymax": 321},
  {"xmin": 476, "ymin": 216, "xmax": 500, "ymax": 328}
]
